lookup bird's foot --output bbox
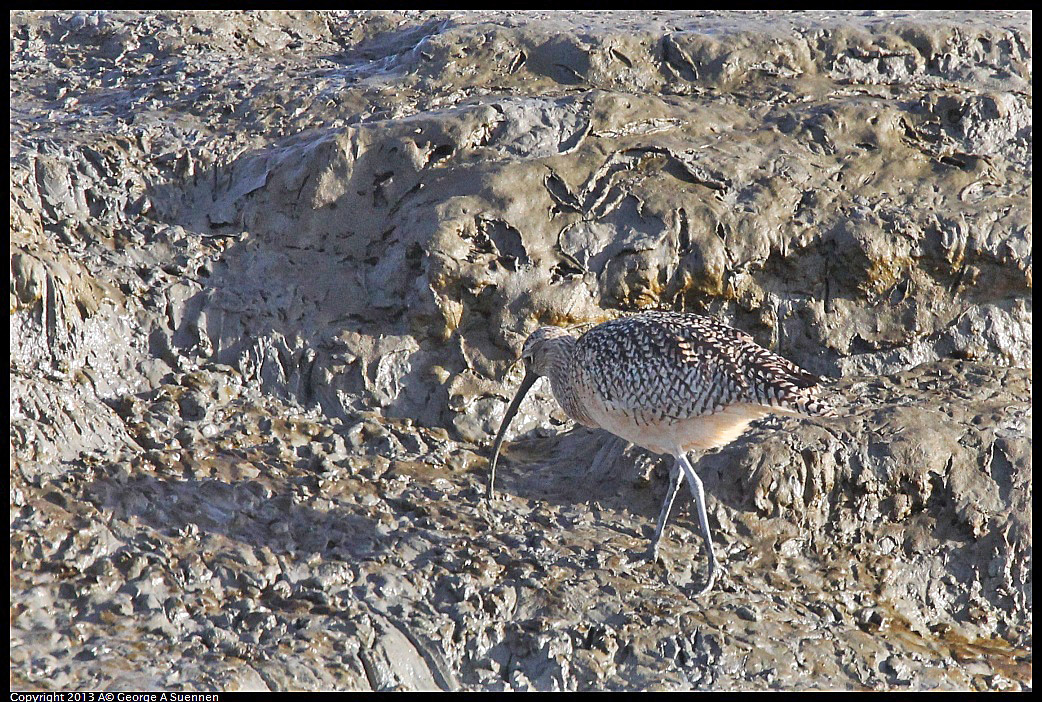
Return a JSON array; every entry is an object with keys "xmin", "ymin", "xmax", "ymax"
[
  {"xmin": 640, "ymin": 543, "xmax": 681, "ymax": 589},
  {"xmin": 690, "ymin": 563, "xmax": 722, "ymax": 598},
  {"xmin": 644, "ymin": 541, "xmax": 666, "ymax": 566}
]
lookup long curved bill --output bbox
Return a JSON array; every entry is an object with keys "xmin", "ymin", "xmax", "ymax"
[{"xmin": 487, "ymin": 369, "xmax": 538, "ymax": 500}]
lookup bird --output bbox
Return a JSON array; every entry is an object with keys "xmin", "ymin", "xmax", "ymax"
[{"xmin": 486, "ymin": 310, "xmax": 836, "ymax": 595}]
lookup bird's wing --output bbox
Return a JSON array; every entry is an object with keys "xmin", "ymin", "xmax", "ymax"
[{"xmin": 575, "ymin": 312, "xmax": 828, "ymax": 420}]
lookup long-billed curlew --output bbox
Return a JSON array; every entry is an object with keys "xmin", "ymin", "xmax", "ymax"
[{"xmin": 487, "ymin": 311, "xmax": 835, "ymax": 595}]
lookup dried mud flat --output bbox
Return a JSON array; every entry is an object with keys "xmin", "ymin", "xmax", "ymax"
[{"xmin": 10, "ymin": 10, "xmax": 1031, "ymax": 691}]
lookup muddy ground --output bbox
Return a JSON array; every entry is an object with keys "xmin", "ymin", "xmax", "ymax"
[{"xmin": 10, "ymin": 11, "xmax": 1031, "ymax": 690}]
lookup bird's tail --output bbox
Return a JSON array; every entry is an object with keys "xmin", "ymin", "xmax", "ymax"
[{"xmin": 790, "ymin": 387, "xmax": 839, "ymax": 417}]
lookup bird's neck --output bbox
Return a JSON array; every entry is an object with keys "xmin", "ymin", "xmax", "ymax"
[
  {"xmin": 541, "ymin": 335, "xmax": 575, "ymax": 378},
  {"xmin": 543, "ymin": 337, "xmax": 595, "ymax": 427}
]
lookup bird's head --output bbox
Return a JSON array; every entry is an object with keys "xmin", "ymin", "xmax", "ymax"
[{"xmin": 520, "ymin": 326, "xmax": 573, "ymax": 377}]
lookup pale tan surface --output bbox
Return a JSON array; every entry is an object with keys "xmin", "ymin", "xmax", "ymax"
[
  {"xmin": 589, "ymin": 402, "xmax": 780, "ymax": 455},
  {"xmin": 11, "ymin": 10, "xmax": 1030, "ymax": 692}
]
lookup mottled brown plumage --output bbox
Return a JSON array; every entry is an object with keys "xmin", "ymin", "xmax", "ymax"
[{"xmin": 488, "ymin": 311, "xmax": 836, "ymax": 595}]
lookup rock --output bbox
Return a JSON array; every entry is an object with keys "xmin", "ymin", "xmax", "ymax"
[{"xmin": 10, "ymin": 10, "xmax": 1030, "ymax": 692}]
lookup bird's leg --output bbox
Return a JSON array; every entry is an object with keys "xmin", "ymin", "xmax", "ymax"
[
  {"xmin": 649, "ymin": 459, "xmax": 684, "ymax": 563},
  {"xmin": 677, "ymin": 453, "xmax": 719, "ymax": 596}
]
